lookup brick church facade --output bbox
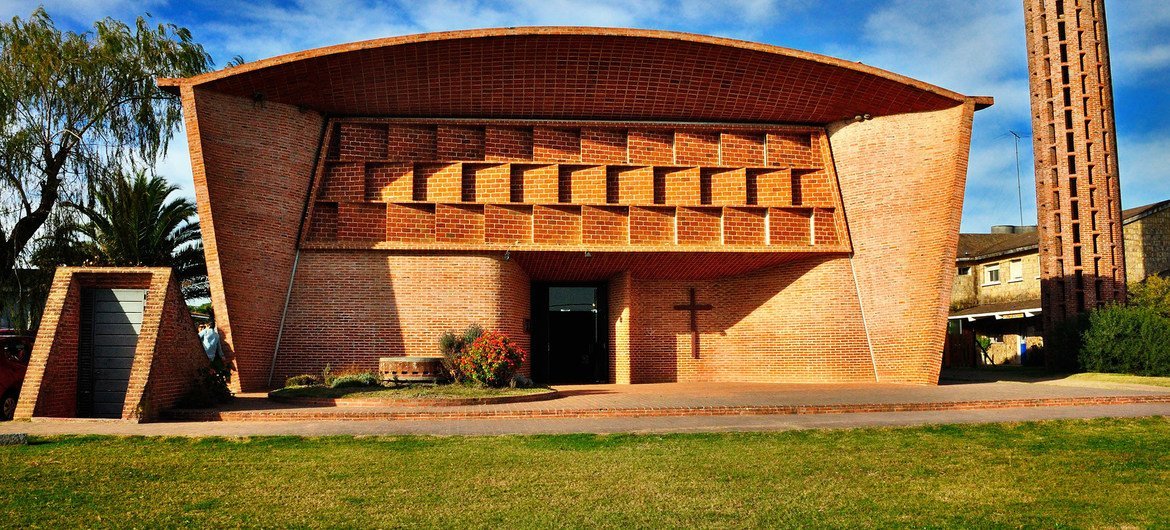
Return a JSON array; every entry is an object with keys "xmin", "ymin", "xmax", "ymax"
[{"xmin": 160, "ymin": 28, "xmax": 990, "ymax": 391}]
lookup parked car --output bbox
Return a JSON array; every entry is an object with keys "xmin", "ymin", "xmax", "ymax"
[{"xmin": 0, "ymin": 332, "xmax": 33, "ymax": 420}]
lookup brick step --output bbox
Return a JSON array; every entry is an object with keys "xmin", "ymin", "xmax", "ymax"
[{"xmin": 163, "ymin": 394, "xmax": 1170, "ymax": 423}]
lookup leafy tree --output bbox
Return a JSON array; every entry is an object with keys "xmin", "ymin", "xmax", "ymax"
[
  {"xmin": 70, "ymin": 170, "xmax": 207, "ymax": 299},
  {"xmin": 0, "ymin": 8, "xmax": 210, "ymax": 283},
  {"xmin": 1129, "ymin": 276, "xmax": 1170, "ymax": 319}
]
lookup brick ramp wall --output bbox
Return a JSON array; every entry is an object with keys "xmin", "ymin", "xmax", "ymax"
[
  {"xmin": 828, "ymin": 103, "xmax": 975, "ymax": 384},
  {"xmin": 184, "ymin": 88, "xmax": 326, "ymax": 392}
]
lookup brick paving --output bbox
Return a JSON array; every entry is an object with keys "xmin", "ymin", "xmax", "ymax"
[{"xmin": 153, "ymin": 380, "xmax": 1170, "ymax": 422}]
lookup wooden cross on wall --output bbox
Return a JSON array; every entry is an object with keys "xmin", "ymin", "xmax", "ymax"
[{"xmin": 673, "ymin": 287, "xmax": 713, "ymax": 359}]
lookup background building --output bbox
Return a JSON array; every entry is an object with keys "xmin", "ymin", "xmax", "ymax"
[{"xmin": 949, "ymin": 199, "xmax": 1170, "ymax": 365}]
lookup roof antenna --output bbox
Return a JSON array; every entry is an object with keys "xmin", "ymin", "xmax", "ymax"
[{"xmin": 1008, "ymin": 130, "xmax": 1027, "ymax": 226}]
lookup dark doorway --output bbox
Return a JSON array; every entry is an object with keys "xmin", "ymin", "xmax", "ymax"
[
  {"xmin": 78, "ymin": 288, "xmax": 146, "ymax": 418},
  {"xmin": 531, "ymin": 283, "xmax": 608, "ymax": 384}
]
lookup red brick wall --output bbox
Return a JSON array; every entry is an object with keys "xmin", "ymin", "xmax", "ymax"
[
  {"xmin": 533, "ymin": 205, "xmax": 582, "ymax": 244},
  {"xmin": 486, "ymin": 127, "xmax": 533, "ymax": 161},
  {"xmin": 274, "ymin": 252, "xmax": 530, "ymax": 382},
  {"xmin": 722, "ymin": 133, "xmax": 765, "ymax": 166},
  {"xmin": 675, "ymin": 132, "xmax": 719, "ymax": 165},
  {"xmin": 678, "ymin": 207, "xmax": 721, "ymax": 245},
  {"xmin": 608, "ymin": 271, "xmax": 633, "ymax": 384},
  {"xmin": 387, "ymin": 125, "xmax": 437, "ymax": 160},
  {"xmin": 184, "ymin": 88, "xmax": 325, "ymax": 392},
  {"xmin": 485, "ymin": 204, "xmax": 533, "ymax": 244},
  {"xmin": 15, "ymin": 270, "xmax": 79, "ymax": 419},
  {"xmin": 624, "ymin": 257, "xmax": 874, "ymax": 383},
  {"xmin": 534, "ymin": 128, "xmax": 581, "ymax": 162},
  {"xmin": 386, "ymin": 203, "xmax": 436, "ymax": 242},
  {"xmin": 628, "ymin": 130, "xmax": 674, "ymax": 164},
  {"xmin": 365, "ymin": 163, "xmax": 412, "ymax": 202},
  {"xmin": 581, "ymin": 128, "xmax": 627, "ymax": 163},
  {"xmin": 583, "ymin": 206, "xmax": 629, "ymax": 244},
  {"xmin": 338, "ymin": 203, "xmax": 386, "ymax": 242},
  {"xmin": 829, "ymin": 103, "xmax": 975, "ymax": 384}
]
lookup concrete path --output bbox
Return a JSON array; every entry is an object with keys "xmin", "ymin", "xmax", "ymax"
[{"xmin": 1, "ymin": 375, "xmax": 1167, "ymax": 436}]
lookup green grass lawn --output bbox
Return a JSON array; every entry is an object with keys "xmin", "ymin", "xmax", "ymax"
[
  {"xmin": 3, "ymin": 417, "xmax": 1169, "ymax": 527},
  {"xmin": 271, "ymin": 383, "xmax": 552, "ymax": 400},
  {"xmin": 1066, "ymin": 372, "xmax": 1170, "ymax": 388}
]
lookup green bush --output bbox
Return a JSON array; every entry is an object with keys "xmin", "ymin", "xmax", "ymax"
[
  {"xmin": 329, "ymin": 372, "xmax": 381, "ymax": 389},
  {"xmin": 284, "ymin": 374, "xmax": 321, "ymax": 387},
  {"xmin": 438, "ymin": 324, "xmax": 483, "ymax": 382},
  {"xmin": 1079, "ymin": 305, "xmax": 1170, "ymax": 376}
]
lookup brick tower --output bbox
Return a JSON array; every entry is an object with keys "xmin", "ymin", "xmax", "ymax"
[{"xmin": 1024, "ymin": 0, "xmax": 1126, "ymax": 340}]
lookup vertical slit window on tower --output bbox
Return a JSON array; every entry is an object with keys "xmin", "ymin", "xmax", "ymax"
[
  {"xmin": 1059, "ymin": 44, "xmax": 1068, "ymax": 63},
  {"xmin": 1064, "ymin": 110, "xmax": 1073, "ymax": 129},
  {"xmin": 1069, "ymin": 177, "xmax": 1078, "ymax": 197},
  {"xmin": 1063, "ymin": 87, "xmax": 1072, "ymax": 106},
  {"xmin": 1073, "ymin": 224, "xmax": 1081, "ymax": 244},
  {"xmin": 1066, "ymin": 132, "xmax": 1075, "ymax": 152},
  {"xmin": 1071, "ymin": 201, "xmax": 1079, "ymax": 220},
  {"xmin": 1068, "ymin": 155, "xmax": 1077, "ymax": 174},
  {"xmin": 1057, "ymin": 21, "xmax": 1066, "ymax": 41},
  {"xmin": 1061, "ymin": 67, "xmax": 1070, "ymax": 85},
  {"xmin": 1055, "ymin": 0, "xmax": 1064, "ymax": 17}
]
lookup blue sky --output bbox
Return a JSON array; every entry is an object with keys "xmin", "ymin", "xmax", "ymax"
[{"xmin": 3, "ymin": 0, "xmax": 1168, "ymax": 232}]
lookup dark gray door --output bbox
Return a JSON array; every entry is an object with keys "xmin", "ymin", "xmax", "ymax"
[{"xmin": 79, "ymin": 288, "xmax": 146, "ymax": 418}]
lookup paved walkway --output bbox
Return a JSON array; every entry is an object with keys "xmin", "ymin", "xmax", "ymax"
[{"xmin": 2, "ymin": 375, "xmax": 1168, "ymax": 436}]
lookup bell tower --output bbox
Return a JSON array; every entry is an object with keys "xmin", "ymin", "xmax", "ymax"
[{"xmin": 1023, "ymin": 0, "xmax": 1126, "ymax": 344}]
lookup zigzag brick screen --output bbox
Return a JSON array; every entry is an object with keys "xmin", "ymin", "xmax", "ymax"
[{"xmin": 303, "ymin": 119, "xmax": 850, "ymax": 257}]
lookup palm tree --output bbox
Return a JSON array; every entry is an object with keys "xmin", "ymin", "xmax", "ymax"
[{"xmin": 70, "ymin": 170, "xmax": 208, "ymax": 298}]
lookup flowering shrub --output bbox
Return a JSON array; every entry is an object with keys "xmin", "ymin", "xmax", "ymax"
[{"xmin": 457, "ymin": 330, "xmax": 527, "ymax": 387}]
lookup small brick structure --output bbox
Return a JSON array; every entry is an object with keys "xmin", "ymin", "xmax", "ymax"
[
  {"xmin": 159, "ymin": 28, "xmax": 991, "ymax": 391},
  {"xmin": 379, "ymin": 356, "xmax": 447, "ymax": 383},
  {"xmin": 13, "ymin": 267, "xmax": 208, "ymax": 422}
]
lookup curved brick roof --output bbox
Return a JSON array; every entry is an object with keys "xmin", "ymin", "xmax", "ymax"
[{"xmin": 160, "ymin": 27, "xmax": 990, "ymax": 124}]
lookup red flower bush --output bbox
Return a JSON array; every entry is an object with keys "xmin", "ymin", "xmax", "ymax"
[{"xmin": 457, "ymin": 330, "xmax": 527, "ymax": 387}]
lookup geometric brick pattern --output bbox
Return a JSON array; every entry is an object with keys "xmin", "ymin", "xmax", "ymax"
[
  {"xmin": 1024, "ymin": 0, "xmax": 1127, "ymax": 333},
  {"xmin": 306, "ymin": 119, "xmax": 849, "ymax": 255}
]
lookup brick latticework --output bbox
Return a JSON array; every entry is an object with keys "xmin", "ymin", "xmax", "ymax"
[
  {"xmin": 160, "ymin": 28, "xmax": 988, "ymax": 390},
  {"xmin": 14, "ymin": 268, "xmax": 208, "ymax": 422},
  {"xmin": 1024, "ymin": 0, "xmax": 1127, "ymax": 336}
]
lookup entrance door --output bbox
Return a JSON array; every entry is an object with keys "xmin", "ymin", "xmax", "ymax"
[
  {"xmin": 78, "ymin": 288, "xmax": 146, "ymax": 418},
  {"xmin": 531, "ymin": 284, "xmax": 607, "ymax": 384}
]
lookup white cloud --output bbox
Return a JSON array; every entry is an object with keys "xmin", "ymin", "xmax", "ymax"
[
  {"xmin": 0, "ymin": 0, "xmax": 165, "ymax": 26},
  {"xmin": 1118, "ymin": 133, "xmax": 1170, "ymax": 208}
]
